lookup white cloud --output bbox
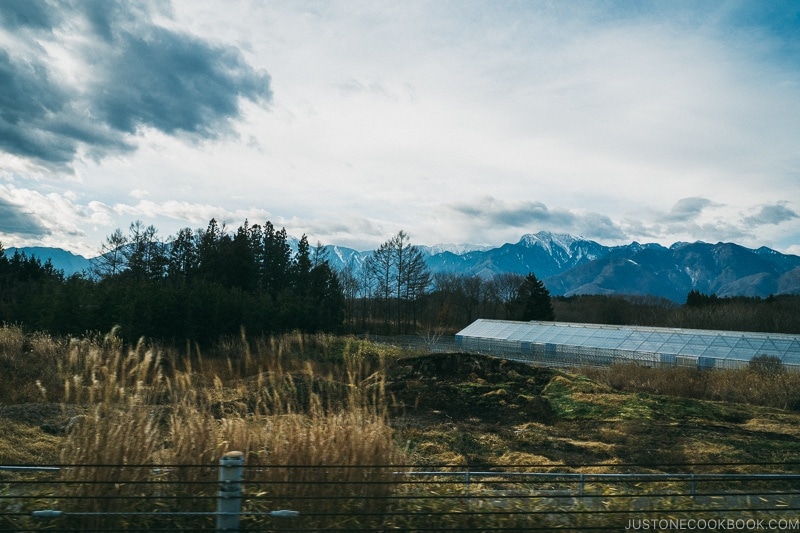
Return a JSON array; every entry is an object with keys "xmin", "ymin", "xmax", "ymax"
[
  {"xmin": 0, "ymin": 184, "xmax": 108, "ymax": 253},
  {"xmin": 0, "ymin": 1, "xmax": 798, "ymax": 255},
  {"xmin": 112, "ymin": 199, "xmax": 272, "ymax": 228},
  {"xmin": 129, "ymin": 189, "xmax": 149, "ymax": 199}
]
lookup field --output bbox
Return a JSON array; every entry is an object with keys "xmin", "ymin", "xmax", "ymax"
[
  {"xmin": 389, "ymin": 352, "xmax": 800, "ymax": 469},
  {"xmin": 2, "ymin": 325, "xmax": 800, "ymax": 529}
]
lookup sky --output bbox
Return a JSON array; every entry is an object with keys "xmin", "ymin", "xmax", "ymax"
[{"xmin": 0, "ymin": 0, "xmax": 799, "ymax": 257}]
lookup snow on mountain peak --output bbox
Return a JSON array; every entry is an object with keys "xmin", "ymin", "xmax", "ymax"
[
  {"xmin": 420, "ymin": 243, "xmax": 493, "ymax": 255},
  {"xmin": 518, "ymin": 231, "xmax": 580, "ymax": 253}
]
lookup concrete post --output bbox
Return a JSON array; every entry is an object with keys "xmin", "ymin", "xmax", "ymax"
[{"xmin": 217, "ymin": 451, "xmax": 244, "ymax": 531}]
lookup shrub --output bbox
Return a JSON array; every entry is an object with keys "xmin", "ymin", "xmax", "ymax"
[{"xmin": 748, "ymin": 354, "xmax": 784, "ymax": 375}]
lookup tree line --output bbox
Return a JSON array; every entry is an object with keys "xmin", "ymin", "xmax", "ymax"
[
  {"xmin": 0, "ymin": 220, "xmax": 344, "ymax": 342},
  {"xmin": 552, "ymin": 293, "xmax": 800, "ymax": 334},
  {"xmin": 337, "ymin": 231, "xmax": 554, "ymax": 334},
  {"xmin": 3, "ymin": 221, "xmax": 797, "ymax": 341},
  {"xmin": 0, "ymin": 222, "xmax": 555, "ymax": 341}
]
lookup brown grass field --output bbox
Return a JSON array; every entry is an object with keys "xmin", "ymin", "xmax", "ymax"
[{"xmin": 2, "ymin": 324, "xmax": 800, "ymax": 529}]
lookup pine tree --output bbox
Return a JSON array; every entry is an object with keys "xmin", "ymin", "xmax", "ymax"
[
  {"xmin": 167, "ymin": 227, "xmax": 198, "ymax": 281},
  {"xmin": 513, "ymin": 272, "xmax": 555, "ymax": 321}
]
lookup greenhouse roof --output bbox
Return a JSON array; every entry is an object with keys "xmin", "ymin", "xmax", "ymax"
[{"xmin": 455, "ymin": 319, "xmax": 800, "ymax": 366}]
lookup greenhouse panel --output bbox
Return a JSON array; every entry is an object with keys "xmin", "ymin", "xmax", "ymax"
[{"xmin": 455, "ymin": 319, "xmax": 800, "ymax": 370}]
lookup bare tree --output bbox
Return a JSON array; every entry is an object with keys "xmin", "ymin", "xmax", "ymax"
[
  {"xmin": 366, "ymin": 240, "xmax": 394, "ymax": 331},
  {"xmin": 125, "ymin": 221, "xmax": 166, "ymax": 279},
  {"xmin": 493, "ymin": 272, "xmax": 525, "ymax": 319},
  {"xmin": 337, "ymin": 257, "xmax": 360, "ymax": 329},
  {"xmin": 92, "ymin": 228, "xmax": 128, "ymax": 278},
  {"xmin": 366, "ymin": 231, "xmax": 432, "ymax": 333}
]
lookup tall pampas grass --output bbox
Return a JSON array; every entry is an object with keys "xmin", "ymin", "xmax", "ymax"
[{"xmin": 50, "ymin": 329, "xmax": 402, "ymax": 529}]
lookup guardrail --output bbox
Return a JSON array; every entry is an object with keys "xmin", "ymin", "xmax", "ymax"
[{"xmin": 2, "ymin": 458, "xmax": 800, "ymax": 531}]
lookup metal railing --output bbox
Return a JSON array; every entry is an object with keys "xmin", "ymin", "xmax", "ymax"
[{"xmin": 3, "ymin": 458, "xmax": 800, "ymax": 531}]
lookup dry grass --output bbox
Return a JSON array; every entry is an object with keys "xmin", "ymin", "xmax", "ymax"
[
  {"xmin": 0, "ymin": 418, "xmax": 61, "ymax": 464},
  {"xmin": 0, "ymin": 325, "xmax": 64, "ymax": 404},
  {"xmin": 584, "ymin": 362, "xmax": 800, "ymax": 410},
  {"xmin": 4, "ymin": 324, "xmax": 800, "ymax": 529},
  {"xmin": 0, "ymin": 325, "xmax": 405, "ymax": 529},
  {"xmin": 59, "ymin": 332, "xmax": 402, "ymax": 523}
]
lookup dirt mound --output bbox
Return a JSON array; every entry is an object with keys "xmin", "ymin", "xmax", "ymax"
[
  {"xmin": 389, "ymin": 353, "xmax": 553, "ymax": 387},
  {"xmin": 387, "ymin": 353, "xmax": 556, "ymax": 424}
]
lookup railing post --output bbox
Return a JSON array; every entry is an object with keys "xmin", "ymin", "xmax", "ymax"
[{"xmin": 217, "ymin": 451, "xmax": 244, "ymax": 532}]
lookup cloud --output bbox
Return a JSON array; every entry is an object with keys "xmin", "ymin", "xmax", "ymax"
[
  {"xmin": 0, "ymin": 0, "xmax": 57, "ymax": 30},
  {"xmin": 744, "ymin": 202, "xmax": 799, "ymax": 226},
  {"xmin": 0, "ymin": 184, "xmax": 119, "ymax": 245},
  {"xmin": 448, "ymin": 197, "xmax": 627, "ymax": 241},
  {"xmin": 0, "ymin": 195, "xmax": 50, "ymax": 237},
  {"xmin": 296, "ymin": 215, "xmax": 388, "ymax": 249},
  {"xmin": 0, "ymin": 185, "xmax": 284, "ymax": 252},
  {"xmin": 661, "ymin": 197, "xmax": 717, "ymax": 222},
  {"xmin": 95, "ymin": 27, "xmax": 271, "ymax": 137},
  {"xmin": 0, "ymin": 50, "xmax": 77, "ymax": 165},
  {"xmin": 0, "ymin": 0, "xmax": 271, "ymax": 171},
  {"xmin": 621, "ymin": 197, "xmax": 757, "ymax": 245},
  {"xmin": 111, "ymin": 199, "xmax": 271, "ymax": 227}
]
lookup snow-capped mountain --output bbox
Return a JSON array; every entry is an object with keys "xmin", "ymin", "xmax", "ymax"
[
  {"xmin": 421, "ymin": 232, "xmax": 608, "ymax": 279},
  {"xmin": 6, "ymin": 232, "xmax": 800, "ymax": 302},
  {"xmin": 545, "ymin": 241, "xmax": 800, "ymax": 301},
  {"xmin": 418, "ymin": 243, "xmax": 494, "ymax": 256}
]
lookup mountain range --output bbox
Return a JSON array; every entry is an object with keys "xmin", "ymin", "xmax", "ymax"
[{"xmin": 5, "ymin": 232, "xmax": 800, "ymax": 302}]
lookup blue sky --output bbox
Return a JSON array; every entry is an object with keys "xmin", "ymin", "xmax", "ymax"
[{"xmin": 0, "ymin": 0, "xmax": 798, "ymax": 256}]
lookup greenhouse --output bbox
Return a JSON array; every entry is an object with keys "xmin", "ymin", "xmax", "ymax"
[{"xmin": 455, "ymin": 319, "xmax": 800, "ymax": 370}]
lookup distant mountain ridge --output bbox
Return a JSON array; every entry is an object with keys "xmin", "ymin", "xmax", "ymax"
[
  {"xmin": 5, "ymin": 231, "xmax": 800, "ymax": 302},
  {"xmin": 544, "ymin": 240, "xmax": 800, "ymax": 302},
  {"xmin": 3, "ymin": 247, "xmax": 93, "ymax": 277}
]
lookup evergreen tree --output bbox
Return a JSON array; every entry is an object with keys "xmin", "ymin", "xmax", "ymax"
[
  {"xmin": 229, "ymin": 220, "xmax": 257, "ymax": 291},
  {"xmin": 513, "ymin": 273, "xmax": 555, "ymax": 321},
  {"xmin": 167, "ymin": 228, "xmax": 198, "ymax": 281},
  {"xmin": 261, "ymin": 222, "xmax": 292, "ymax": 297},
  {"xmin": 307, "ymin": 260, "xmax": 345, "ymax": 331},
  {"xmin": 293, "ymin": 235, "xmax": 313, "ymax": 287},
  {"xmin": 686, "ymin": 289, "xmax": 719, "ymax": 307},
  {"xmin": 197, "ymin": 218, "xmax": 230, "ymax": 282}
]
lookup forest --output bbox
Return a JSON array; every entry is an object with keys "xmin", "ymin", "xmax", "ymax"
[{"xmin": 1, "ymin": 218, "xmax": 799, "ymax": 342}]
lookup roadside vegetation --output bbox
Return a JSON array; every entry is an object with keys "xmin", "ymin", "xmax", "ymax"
[
  {"xmin": 2, "ymin": 325, "xmax": 800, "ymax": 529},
  {"xmin": 1, "ymin": 326, "xmax": 404, "ymax": 529}
]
